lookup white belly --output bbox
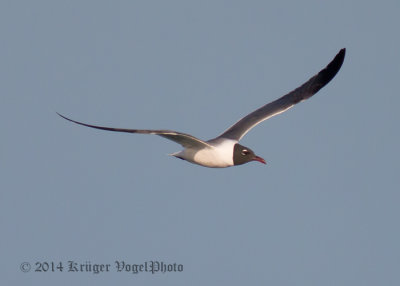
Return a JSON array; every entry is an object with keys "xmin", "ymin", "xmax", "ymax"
[{"xmin": 172, "ymin": 139, "xmax": 236, "ymax": 168}]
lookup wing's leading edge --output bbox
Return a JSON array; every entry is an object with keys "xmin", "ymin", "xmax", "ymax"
[
  {"xmin": 218, "ymin": 48, "xmax": 346, "ymax": 141},
  {"xmin": 57, "ymin": 113, "xmax": 212, "ymax": 149}
]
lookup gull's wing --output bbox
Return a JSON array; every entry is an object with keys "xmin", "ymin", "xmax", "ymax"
[
  {"xmin": 217, "ymin": 48, "xmax": 346, "ymax": 141},
  {"xmin": 57, "ymin": 113, "xmax": 212, "ymax": 149}
]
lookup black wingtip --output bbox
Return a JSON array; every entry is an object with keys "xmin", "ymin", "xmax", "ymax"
[
  {"xmin": 56, "ymin": 112, "xmax": 67, "ymax": 120},
  {"xmin": 331, "ymin": 48, "xmax": 346, "ymax": 70},
  {"xmin": 312, "ymin": 48, "xmax": 346, "ymax": 94},
  {"xmin": 56, "ymin": 112, "xmax": 92, "ymax": 127},
  {"xmin": 326, "ymin": 48, "xmax": 345, "ymax": 77},
  {"xmin": 56, "ymin": 112, "xmax": 74, "ymax": 123}
]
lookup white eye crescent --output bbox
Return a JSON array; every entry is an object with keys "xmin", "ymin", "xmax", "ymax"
[{"xmin": 241, "ymin": 149, "xmax": 249, "ymax": 156}]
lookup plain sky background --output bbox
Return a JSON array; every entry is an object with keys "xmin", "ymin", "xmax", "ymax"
[{"xmin": 1, "ymin": 0, "xmax": 399, "ymax": 285}]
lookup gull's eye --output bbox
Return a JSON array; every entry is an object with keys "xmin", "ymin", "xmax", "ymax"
[{"xmin": 241, "ymin": 149, "xmax": 250, "ymax": 156}]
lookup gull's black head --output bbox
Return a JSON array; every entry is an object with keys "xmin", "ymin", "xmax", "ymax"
[{"xmin": 233, "ymin": 143, "xmax": 266, "ymax": 166}]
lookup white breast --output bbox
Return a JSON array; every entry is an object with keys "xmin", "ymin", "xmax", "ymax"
[{"xmin": 172, "ymin": 139, "xmax": 237, "ymax": 168}]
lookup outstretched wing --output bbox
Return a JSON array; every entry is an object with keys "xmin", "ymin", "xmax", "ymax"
[
  {"xmin": 218, "ymin": 48, "xmax": 346, "ymax": 141},
  {"xmin": 57, "ymin": 113, "xmax": 212, "ymax": 149}
]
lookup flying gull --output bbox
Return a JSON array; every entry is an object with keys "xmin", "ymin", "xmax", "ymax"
[{"xmin": 58, "ymin": 48, "xmax": 345, "ymax": 168}]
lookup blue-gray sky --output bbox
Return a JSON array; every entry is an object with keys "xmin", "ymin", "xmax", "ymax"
[{"xmin": 1, "ymin": 0, "xmax": 399, "ymax": 285}]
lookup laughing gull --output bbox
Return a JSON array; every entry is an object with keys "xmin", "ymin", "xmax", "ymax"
[{"xmin": 58, "ymin": 48, "xmax": 345, "ymax": 168}]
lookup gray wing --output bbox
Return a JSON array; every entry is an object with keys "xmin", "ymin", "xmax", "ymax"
[
  {"xmin": 57, "ymin": 113, "xmax": 212, "ymax": 149},
  {"xmin": 218, "ymin": 48, "xmax": 346, "ymax": 141}
]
